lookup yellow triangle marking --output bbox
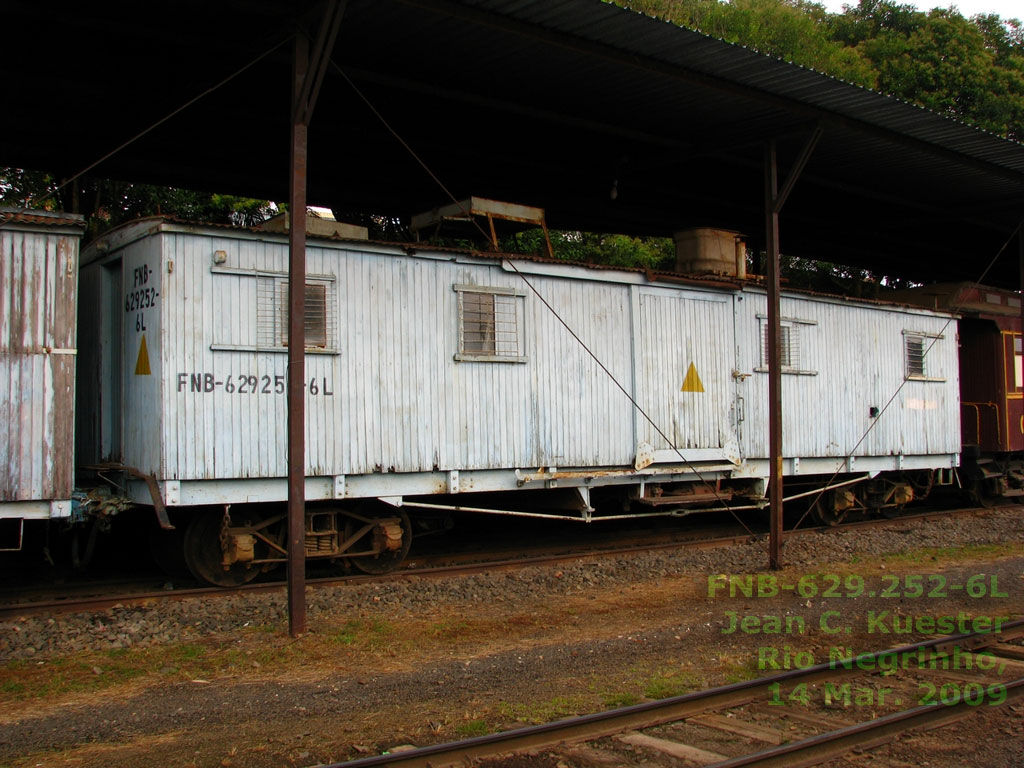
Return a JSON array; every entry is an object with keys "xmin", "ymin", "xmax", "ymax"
[
  {"xmin": 681, "ymin": 361, "xmax": 704, "ymax": 393},
  {"xmin": 134, "ymin": 334, "xmax": 152, "ymax": 376}
]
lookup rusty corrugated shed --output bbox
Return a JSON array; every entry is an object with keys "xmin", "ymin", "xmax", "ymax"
[{"xmin": 0, "ymin": 208, "xmax": 84, "ymax": 518}]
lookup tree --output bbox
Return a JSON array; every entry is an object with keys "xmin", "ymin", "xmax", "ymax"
[
  {"xmin": 619, "ymin": 0, "xmax": 1024, "ymax": 141},
  {"xmin": 0, "ymin": 169, "xmax": 276, "ymax": 238},
  {"xmin": 841, "ymin": 4, "xmax": 1023, "ymax": 137},
  {"xmin": 0, "ymin": 168, "xmax": 60, "ymax": 210},
  {"xmin": 622, "ymin": 0, "xmax": 877, "ymax": 86}
]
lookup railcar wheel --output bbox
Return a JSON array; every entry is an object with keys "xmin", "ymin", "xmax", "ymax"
[
  {"xmin": 348, "ymin": 506, "xmax": 412, "ymax": 575},
  {"xmin": 964, "ymin": 466, "xmax": 996, "ymax": 509},
  {"xmin": 811, "ymin": 497, "xmax": 847, "ymax": 527},
  {"xmin": 183, "ymin": 511, "xmax": 261, "ymax": 587}
]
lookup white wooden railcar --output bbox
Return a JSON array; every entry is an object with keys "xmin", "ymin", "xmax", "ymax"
[
  {"xmin": 76, "ymin": 218, "xmax": 960, "ymax": 583},
  {"xmin": 0, "ymin": 209, "xmax": 84, "ymax": 550}
]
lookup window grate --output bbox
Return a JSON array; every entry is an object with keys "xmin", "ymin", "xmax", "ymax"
[
  {"xmin": 756, "ymin": 317, "xmax": 816, "ymax": 376},
  {"xmin": 905, "ymin": 334, "xmax": 926, "ymax": 378},
  {"xmin": 761, "ymin": 322, "xmax": 799, "ymax": 369},
  {"xmin": 456, "ymin": 285, "xmax": 526, "ymax": 362},
  {"xmin": 762, "ymin": 324, "xmax": 797, "ymax": 368},
  {"xmin": 257, "ymin": 276, "xmax": 335, "ymax": 351}
]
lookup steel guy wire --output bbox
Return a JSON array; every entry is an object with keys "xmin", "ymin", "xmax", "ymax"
[
  {"xmin": 0, "ymin": 35, "xmax": 290, "ymax": 227},
  {"xmin": 790, "ymin": 222, "xmax": 1023, "ymax": 532},
  {"xmin": 331, "ymin": 55, "xmax": 768, "ymax": 548}
]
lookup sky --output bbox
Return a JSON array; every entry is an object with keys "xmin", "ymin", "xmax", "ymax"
[{"xmin": 820, "ymin": 0, "xmax": 1021, "ymax": 18}]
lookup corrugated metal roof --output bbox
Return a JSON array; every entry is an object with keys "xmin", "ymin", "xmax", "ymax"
[
  {"xmin": 0, "ymin": 208, "xmax": 86, "ymax": 229},
  {"xmin": 439, "ymin": 0, "xmax": 1024, "ymax": 171},
  {"xmin": 1, "ymin": 1, "xmax": 1022, "ymax": 285}
]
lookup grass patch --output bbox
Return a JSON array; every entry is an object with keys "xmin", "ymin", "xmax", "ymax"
[
  {"xmin": 0, "ymin": 635, "xmax": 301, "ymax": 704},
  {"xmin": 0, "ymin": 679, "xmax": 26, "ymax": 694},
  {"xmin": 602, "ymin": 691, "xmax": 640, "ymax": 708},
  {"xmin": 721, "ymin": 656, "xmax": 761, "ymax": 684},
  {"xmin": 641, "ymin": 669, "xmax": 700, "ymax": 700},
  {"xmin": 429, "ymin": 619, "xmax": 470, "ymax": 639},
  {"xmin": 881, "ymin": 542, "xmax": 1022, "ymax": 565},
  {"xmin": 173, "ymin": 644, "xmax": 207, "ymax": 662},
  {"xmin": 331, "ymin": 619, "xmax": 395, "ymax": 650},
  {"xmin": 499, "ymin": 694, "xmax": 588, "ymax": 723},
  {"xmin": 455, "ymin": 719, "xmax": 490, "ymax": 737}
]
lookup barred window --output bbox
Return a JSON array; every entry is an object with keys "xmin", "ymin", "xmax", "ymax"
[
  {"xmin": 454, "ymin": 284, "xmax": 526, "ymax": 363},
  {"xmin": 756, "ymin": 315, "xmax": 816, "ymax": 375},
  {"xmin": 903, "ymin": 330, "xmax": 944, "ymax": 381},
  {"xmin": 258, "ymin": 276, "xmax": 336, "ymax": 351},
  {"xmin": 905, "ymin": 333, "xmax": 926, "ymax": 378},
  {"xmin": 763, "ymin": 323, "xmax": 796, "ymax": 368}
]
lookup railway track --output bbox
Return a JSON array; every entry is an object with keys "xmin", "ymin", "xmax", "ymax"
[
  {"xmin": 0, "ymin": 504, "xmax": 1002, "ymax": 619},
  {"xmin": 328, "ymin": 619, "xmax": 1024, "ymax": 768}
]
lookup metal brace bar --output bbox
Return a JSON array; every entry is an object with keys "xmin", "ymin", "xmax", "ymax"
[
  {"xmin": 295, "ymin": 0, "xmax": 347, "ymax": 125},
  {"xmin": 773, "ymin": 123, "xmax": 823, "ymax": 214}
]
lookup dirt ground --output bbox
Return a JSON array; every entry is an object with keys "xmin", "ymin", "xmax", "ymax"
[{"xmin": 2, "ymin": 531, "xmax": 1023, "ymax": 768}]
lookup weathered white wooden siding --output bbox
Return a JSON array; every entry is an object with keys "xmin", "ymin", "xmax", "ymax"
[
  {"xmin": 635, "ymin": 286, "xmax": 737, "ymax": 459},
  {"xmin": 736, "ymin": 290, "xmax": 960, "ymax": 461},
  {"xmin": 1, "ymin": 213, "xmax": 83, "ymax": 512},
  {"xmin": 120, "ymin": 238, "xmax": 163, "ymax": 476},
  {"xmin": 156, "ymin": 230, "xmax": 640, "ymax": 480},
  {"xmin": 79, "ymin": 220, "xmax": 961, "ymax": 500}
]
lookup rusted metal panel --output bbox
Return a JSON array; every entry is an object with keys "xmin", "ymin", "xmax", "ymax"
[{"xmin": 0, "ymin": 210, "xmax": 84, "ymax": 517}]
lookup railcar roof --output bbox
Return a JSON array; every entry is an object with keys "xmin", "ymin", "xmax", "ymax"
[
  {"xmin": 82, "ymin": 215, "xmax": 959, "ymax": 318},
  {"xmin": 4, "ymin": 1, "xmax": 1023, "ymax": 286},
  {"xmin": 0, "ymin": 208, "xmax": 85, "ymax": 231}
]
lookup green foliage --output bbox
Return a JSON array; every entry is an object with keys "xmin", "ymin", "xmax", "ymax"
[
  {"xmin": 622, "ymin": 0, "xmax": 877, "ymax": 86},
  {"xmin": 507, "ymin": 228, "xmax": 675, "ymax": 270},
  {"xmin": 89, "ymin": 180, "xmax": 275, "ymax": 232},
  {"xmin": 620, "ymin": 0, "xmax": 1024, "ymax": 140},
  {"xmin": 848, "ymin": 5, "xmax": 1021, "ymax": 134},
  {"xmin": 0, "ymin": 169, "xmax": 276, "ymax": 237},
  {"xmin": 0, "ymin": 168, "xmax": 59, "ymax": 209}
]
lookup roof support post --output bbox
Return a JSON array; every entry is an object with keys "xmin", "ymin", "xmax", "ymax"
[
  {"xmin": 287, "ymin": 0, "xmax": 346, "ymax": 639},
  {"xmin": 764, "ymin": 140, "xmax": 784, "ymax": 570},
  {"xmin": 287, "ymin": 30, "xmax": 311, "ymax": 639},
  {"xmin": 764, "ymin": 126, "xmax": 821, "ymax": 570}
]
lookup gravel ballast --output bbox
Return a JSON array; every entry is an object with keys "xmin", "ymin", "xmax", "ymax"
[{"xmin": 2, "ymin": 507, "xmax": 1022, "ymax": 661}]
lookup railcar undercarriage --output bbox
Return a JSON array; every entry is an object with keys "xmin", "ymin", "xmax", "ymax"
[
  {"xmin": 46, "ymin": 464, "xmax": 988, "ymax": 587},
  {"xmin": 181, "ymin": 503, "xmax": 413, "ymax": 586}
]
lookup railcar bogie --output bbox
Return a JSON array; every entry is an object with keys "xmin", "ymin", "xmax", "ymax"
[{"xmin": 173, "ymin": 502, "xmax": 413, "ymax": 585}]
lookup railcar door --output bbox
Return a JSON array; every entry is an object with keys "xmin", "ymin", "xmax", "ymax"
[{"xmin": 633, "ymin": 287, "xmax": 740, "ymax": 466}]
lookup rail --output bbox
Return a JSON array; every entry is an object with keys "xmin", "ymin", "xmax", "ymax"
[{"xmin": 329, "ymin": 619, "xmax": 1024, "ymax": 768}]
